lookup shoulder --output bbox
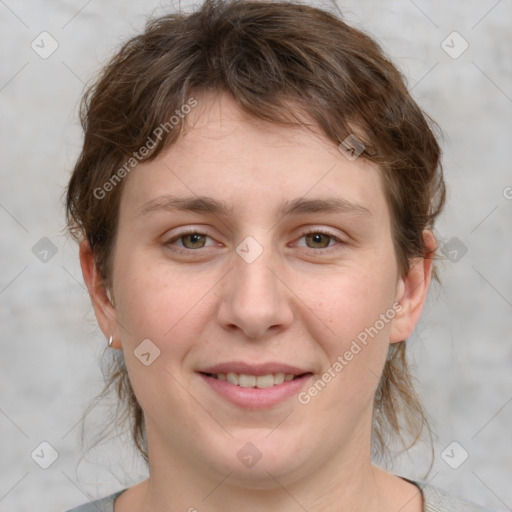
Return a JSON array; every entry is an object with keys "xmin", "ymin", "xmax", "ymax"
[
  {"xmin": 412, "ymin": 481, "xmax": 496, "ymax": 512},
  {"xmin": 64, "ymin": 489, "xmax": 127, "ymax": 512}
]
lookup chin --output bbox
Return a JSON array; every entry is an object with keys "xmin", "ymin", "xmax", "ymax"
[{"xmin": 203, "ymin": 432, "xmax": 316, "ymax": 488}]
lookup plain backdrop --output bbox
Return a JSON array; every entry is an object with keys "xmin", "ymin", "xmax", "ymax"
[{"xmin": 0, "ymin": 1, "xmax": 511, "ymax": 511}]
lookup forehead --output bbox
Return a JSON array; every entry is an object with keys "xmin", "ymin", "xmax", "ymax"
[{"xmin": 120, "ymin": 93, "xmax": 389, "ymax": 224}]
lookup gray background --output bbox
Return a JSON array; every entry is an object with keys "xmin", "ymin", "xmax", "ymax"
[{"xmin": 1, "ymin": 1, "xmax": 511, "ymax": 511}]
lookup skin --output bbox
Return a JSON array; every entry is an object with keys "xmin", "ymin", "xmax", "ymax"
[{"xmin": 81, "ymin": 92, "xmax": 435, "ymax": 512}]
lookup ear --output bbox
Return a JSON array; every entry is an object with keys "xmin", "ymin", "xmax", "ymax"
[
  {"xmin": 390, "ymin": 230, "xmax": 436, "ymax": 343},
  {"xmin": 79, "ymin": 239, "xmax": 122, "ymax": 348}
]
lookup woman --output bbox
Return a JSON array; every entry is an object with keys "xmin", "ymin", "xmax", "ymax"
[{"xmin": 64, "ymin": 0, "xmax": 492, "ymax": 510}]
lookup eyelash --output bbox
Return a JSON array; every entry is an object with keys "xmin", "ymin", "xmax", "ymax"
[
  {"xmin": 165, "ymin": 228, "xmax": 217, "ymax": 253},
  {"xmin": 295, "ymin": 228, "xmax": 344, "ymax": 252},
  {"xmin": 164, "ymin": 227, "xmax": 345, "ymax": 254}
]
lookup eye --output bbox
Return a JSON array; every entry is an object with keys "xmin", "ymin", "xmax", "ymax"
[
  {"xmin": 180, "ymin": 233, "xmax": 208, "ymax": 249},
  {"xmin": 304, "ymin": 232, "xmax": 333, "ymax": 249},
  {"xmin": 295, "ymin": 229, "xmax": 344, "ymax": 251},
  {"xmin": 166, "ymin": 231, "xmax": 216, "ymax": 250}
]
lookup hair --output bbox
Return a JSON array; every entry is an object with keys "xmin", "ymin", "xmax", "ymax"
[{"xmin": 66, "ymin": 0, "xmax": 445, "ymax": 464}]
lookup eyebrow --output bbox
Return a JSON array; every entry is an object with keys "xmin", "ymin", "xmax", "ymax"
[
  {"xmin": 137, "ymin": 195, "xmax": 372, "ymax": 218},
  {"xmin": 277, "ymin": 197, "xmax": 372, "ymax": 218},
  {"xmin": 138, "ymin": 195, "xmax": 232, "ymax": 217}
]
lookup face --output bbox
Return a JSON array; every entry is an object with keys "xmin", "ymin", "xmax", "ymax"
[{"xmin": 83, "ymin": 92, "xmax": 432, "ymax": 490}]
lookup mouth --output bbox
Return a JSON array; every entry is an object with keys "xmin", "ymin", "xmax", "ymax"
[
  {"xmin": 200, "ymin": 371, "xmax": 310, "ymax": 389},
  {"xmin": 197, "ymin": 362, "xmax": 313, "ymax": 408}
]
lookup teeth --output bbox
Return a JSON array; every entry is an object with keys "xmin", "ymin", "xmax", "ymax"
[
  {"xmin": 255, "ymin": 374, "xmax": 273, "ymax": 388},
  {"xmin": 239, "ymin": 374, "xmax": 256, "ymax": 387},
  {"xmin": 273, "ymin": 372, "xmax": 285, "ymax": 385},
  {"xmin": 215, "ymin": 372, "xmax": 298, "ymax": 388},
  {"xmin": 226, "ymin": 372, "xmax": 238, "ymax": 385}
]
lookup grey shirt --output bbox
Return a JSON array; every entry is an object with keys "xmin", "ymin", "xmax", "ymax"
[{"xmin": 65, "ymin": 481, "xmax": 494, "ymax": 512}]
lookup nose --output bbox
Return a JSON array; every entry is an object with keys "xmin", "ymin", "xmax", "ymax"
[{"xmin": 216, "ymin": 242, "xmax": 294, "ymax": 340}]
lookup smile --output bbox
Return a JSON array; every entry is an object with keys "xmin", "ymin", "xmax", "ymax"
[
  {"xmin": 204, "ymin": 372, "xmax": 302, "ymax": 388},
  {"xmin": 198, "ymin": 364, "xmax": 313, "ymax": 409}
]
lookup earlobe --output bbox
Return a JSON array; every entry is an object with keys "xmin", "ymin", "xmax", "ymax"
[
  {"xmin": 389, "ymin": 231, "xmax": 436, "ymax": 343},
  {"xmin": 79, "ymin": 239, "xmax": 120, "ymax": 347}
]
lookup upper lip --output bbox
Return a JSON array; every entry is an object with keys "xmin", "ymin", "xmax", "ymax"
[{"xmin": 198, "ymin": 362, "xmax": 311, "ymax": 376}]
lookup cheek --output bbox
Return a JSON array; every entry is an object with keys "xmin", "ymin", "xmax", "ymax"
[
  {"xmin": 114, "ymin": 251, "xmax": 215, "ymax": 344},
  {"xmin": 301, "ymin": 266, "xmax": 396, "ymax": 349},
  {"xmin": 295, "ymin": 263, "xmax": 397, "ymax": 403},
  {"xmin": 111, "ymin": 254, "xmax": 211, "ymax": 429}
]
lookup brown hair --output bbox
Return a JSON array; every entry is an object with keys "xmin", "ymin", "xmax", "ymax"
[{"xmin": 66, "ymin": 0, "xmax": 445, "ymax": 463}]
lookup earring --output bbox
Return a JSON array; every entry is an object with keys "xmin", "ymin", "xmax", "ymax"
[{"xmin": 108, "ymin": 335, "xmax": 114, "ymax": 347}]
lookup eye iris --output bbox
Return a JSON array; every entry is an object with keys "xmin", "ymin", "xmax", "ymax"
[
  {"xmin": 306, "ymin": 233, "xmax": 330, "ymax": 249},
  {"xmin": 183, "ymin": 233, "xmax": 206, "ymax": 249}
]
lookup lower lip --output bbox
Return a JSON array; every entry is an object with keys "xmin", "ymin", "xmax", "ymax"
[{"xmin": 199, "ymin": 373, "xmax": 313, "ymax": 409}]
